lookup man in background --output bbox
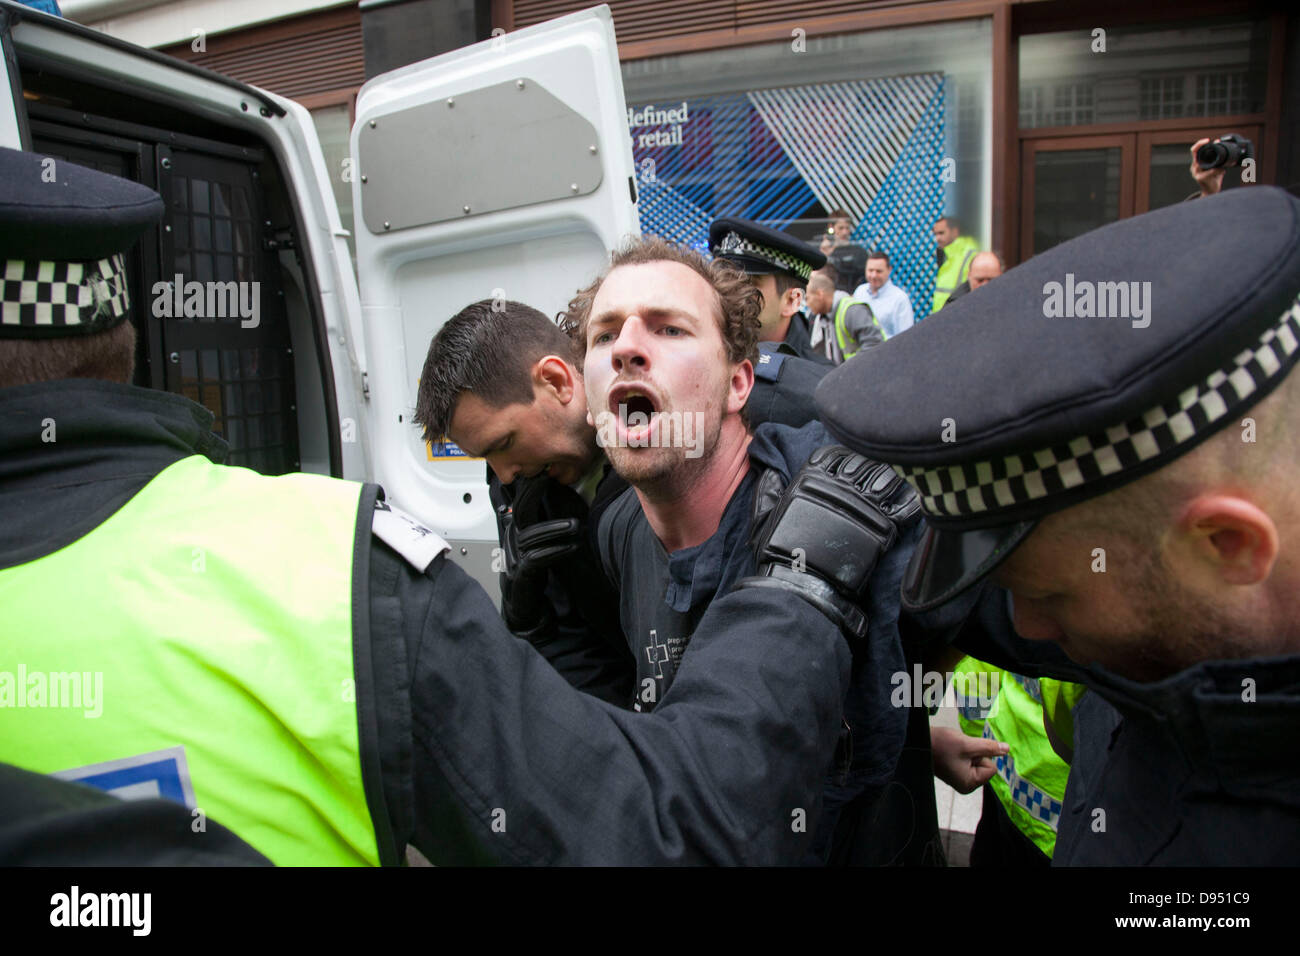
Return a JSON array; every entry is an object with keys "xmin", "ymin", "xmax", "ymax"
[
  {"xmin": 942, "ymin": 250, "xmax": 1005, "ymax": 308},
  {"xmin": 709, "ymin": 217, "xmax": 831, "ymax": 366},
  {"xmin": 930, "ymin": 216, "xmax": 979, "ymax": 313},
  {"xmin": 804, "ymin": 272, "xmax": 883, "ymax": 364},
  {"xmin": 853, "ymin": 250, "xmax": 915, "ymax": 338}
]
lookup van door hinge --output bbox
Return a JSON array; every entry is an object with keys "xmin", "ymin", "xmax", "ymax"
[{"xmin": 362, "ymin": 371, "xmax": 370, "ymax": 399}]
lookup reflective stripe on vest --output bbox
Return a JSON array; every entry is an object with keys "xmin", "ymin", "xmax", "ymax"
[
  {"xmin": 931, "ymin": 235, "xmax": 979, "ymax": 312},
  {"xmin": 1009, "ymin": 670, "xmax": 1042, "ymax": 703},
  {"xmin": 952, "ymin": 663, "xmax": 1000, "ymax": 727},
  {"xmin": 983, "ymin": 722, "xmax": 1064, "ymax": 833},
  {"xmin": 954, "ymin": 656, "xmax": 1072, "ymax": 858},
  {"xmin": 833, "ymin": 296, "xmax": 883, "ymax": 360},
  {"xmin": 0, "ymin": 455, "xmax": 379, "ymax": 866},
  {"xmin": 953, "ymin": 657, "xmax": 1000, "ymax": 736}
]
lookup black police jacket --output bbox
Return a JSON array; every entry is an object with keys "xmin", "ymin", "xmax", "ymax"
[
  {"xmin": 488, "ymin": 465, "xmax": 635, "ymax": 707},
  {"xmin": 1056, "ymin": 656, "xmax": 1300, "ymax": 865},
  {"xmin": 0, "ymin": 379, "xmax": 850, "ymax": 865},
  {"xmin": 936, "ymin": 585, "xmax": 1300, "ymax": 865},
  {"xmin": 781, "ymin": 314, "xmax": 836, "ymax": 366}
]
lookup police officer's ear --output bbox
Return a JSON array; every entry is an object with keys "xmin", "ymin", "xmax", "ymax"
[
  {"xmin": 1175, "ymin": 494, "xmax": 1279, "ymax": 587},
  {"xmin": 780, "ymin": 286, "xmax": 804, "ymax": 319},
  {"xmin": 532, "ymin": 354, "xmax": 581, "ymax": 406}
]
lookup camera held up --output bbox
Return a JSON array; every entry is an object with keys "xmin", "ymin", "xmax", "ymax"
[{"xmin": 1195, "ymin": 133, "xmax": 1255, "ymax": 171}]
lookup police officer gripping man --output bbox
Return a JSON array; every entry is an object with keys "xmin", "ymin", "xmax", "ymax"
[
  {"xmin": 0, "ymin": 147, "xmax": 867, "ymax": 865},
  {"xmin": 815, "ymin": 186, "xmax": 1300, "ymax": 865}
]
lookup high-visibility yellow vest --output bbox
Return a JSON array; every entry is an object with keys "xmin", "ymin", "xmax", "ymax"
[
  {"xmin": 953, "ymin": 655, "xmax": 1081, "ymax": 858},
  {"xmin": 932, "ymin": 235, "xmax": 980, "ymax": 312},
  {"xmin": 833, "ymin": 296, "xmax": 886, "ymax": 360},
  {"xmin": 0, "ymin": 454, "xmax": 381, "ymax": 866}
]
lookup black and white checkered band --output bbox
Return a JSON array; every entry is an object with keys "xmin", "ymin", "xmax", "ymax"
[
  {"xmin": 0, "ymin": 254, "xmax": 131, "ymax": 337},
  {"xmin": 714, "ymin": 230, "xmax": 812, "ymax": 281},
  {"xmin": 895, "ymin": 294, "xmax": 1300, "ymax": 521}
]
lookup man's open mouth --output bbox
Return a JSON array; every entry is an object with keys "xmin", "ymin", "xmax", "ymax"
[{"xmin": 608, "ymin": 383, "xmax": 661, "ymax": 444}]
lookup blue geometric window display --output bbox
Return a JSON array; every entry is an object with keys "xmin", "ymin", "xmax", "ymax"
[{"xmin": 630, "ymin": 74, "xmax": 946, "ymax": 321}]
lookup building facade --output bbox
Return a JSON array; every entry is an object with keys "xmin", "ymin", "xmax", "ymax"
[{"xmin": 66, "ymin": 0, "xmax": 1297, "ymax": 316}]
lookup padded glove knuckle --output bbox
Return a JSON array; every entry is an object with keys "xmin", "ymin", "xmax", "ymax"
[{"xmin": 744, "ymin": 445, "xmax": 922, "ymax": 649}]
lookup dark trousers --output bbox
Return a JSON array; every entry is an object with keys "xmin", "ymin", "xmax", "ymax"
[
  {"xmin": 823, "ymin": 700, "xmax": 946, "ymax": 866},
  {"xmin": 969, "ymin": 784, "xmax": 1051, "ymax": 867}
]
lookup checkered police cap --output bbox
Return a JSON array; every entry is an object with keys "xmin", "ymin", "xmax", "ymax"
[
  {"xmin": 0, "ymin": 146, "xmax": 162, "ymax": 339},
  {"xmin": 709, "ymin": 216, "xmax": 826, "ymax": 282},
  {"xmin": 897, "ymin": 294, "xmax": 1300, "ymax": 521},
  {"xmin": 1, "ymin": 255, "xmax": 131, "ymax": 338}
]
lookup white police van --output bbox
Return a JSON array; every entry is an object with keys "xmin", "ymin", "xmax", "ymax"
[{"xmin": 0, "ymin": 1, "xmax": 638, "ymax": 591}]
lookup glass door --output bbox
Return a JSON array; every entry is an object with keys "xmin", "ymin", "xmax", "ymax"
[
  {"xmin": 1020, "ymin": 134, "xmax": 1135, "ymax": 258},
  {"xmin": 1022, "ymin": 126, "xmax": 1266, "ymax": 258}
]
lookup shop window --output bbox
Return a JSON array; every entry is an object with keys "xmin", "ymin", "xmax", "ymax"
[
  {"xmin": 1193, "ymin": 72, "xmax": 1253, "ymax": 116},
  {"xmin": 622, "ymin": 18, "xmax": 993, "ymax": 321},
  {"xmin": 1139, "ymin": 76, "xmax": 1185, "ymax": 121},
  {"xmin": 1020, "ymin": 85, "xmax": 1043, "ymax": 129},
  {"xmin": 1020, "ymin": 17, "xmax": 1268, "ymax": 129},
  {"xmin": 1052, "ymin": 84, "xmax": 1095, "ymax": 126}
]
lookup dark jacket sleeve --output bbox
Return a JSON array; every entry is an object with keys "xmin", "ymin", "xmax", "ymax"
[
  {"xmin": 0, "ymin": 763, "xmax": 271, "ymax": 866},
  {"xmin": 846, "ymin": 303, "xmax": 885, "ymax": 352},
  {"xmin": 372, "ymin": 542, "xmax": 851, "ymax": 865}
]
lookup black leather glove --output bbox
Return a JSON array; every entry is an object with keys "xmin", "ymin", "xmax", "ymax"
[
  {"xmin": 738, "ymin": 445, "xmax": 920, "ymax": 648},
  {"xmin": 497, "ymin": 477, "xmax": 587, "ymax": 633}
]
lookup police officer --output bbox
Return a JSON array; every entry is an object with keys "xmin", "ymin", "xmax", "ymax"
[
  {"xmin": 0, "ymin": 146, "xmax": 862, "ymax": 866},
  {"xmin": 930, "ymin": 216, "xmax": 979, "ymax": 313},
  {"xmin": 816, "ymin": 186, "xmax": 1300, "ymax": 864},
  {"xmin": 710, "ymin": 216, "xmax": 832, "ymax": 366}
]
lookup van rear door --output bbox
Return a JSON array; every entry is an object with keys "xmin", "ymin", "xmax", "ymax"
[{"xmin": 350, "ymin": 4, "xmax": 638, "ymax": 583}]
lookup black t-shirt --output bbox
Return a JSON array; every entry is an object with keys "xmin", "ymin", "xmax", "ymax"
[{"xmin": 596, "ymin": 470, "xmax": 758, "ymax": 711}]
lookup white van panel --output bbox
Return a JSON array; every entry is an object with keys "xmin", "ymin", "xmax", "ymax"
[{"xmin": 351, "ymin": 4, "xmax": 638, "ymax": 542}]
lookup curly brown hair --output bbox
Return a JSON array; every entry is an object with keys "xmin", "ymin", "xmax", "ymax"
[{"xmin": 559, "ymin": 236, "xmax": 761, "ymax": 366}]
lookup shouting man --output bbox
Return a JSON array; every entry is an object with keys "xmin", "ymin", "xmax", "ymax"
[{"xmin": 567, "ymin": 236, "xmax": 924, "ymax": 864}]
